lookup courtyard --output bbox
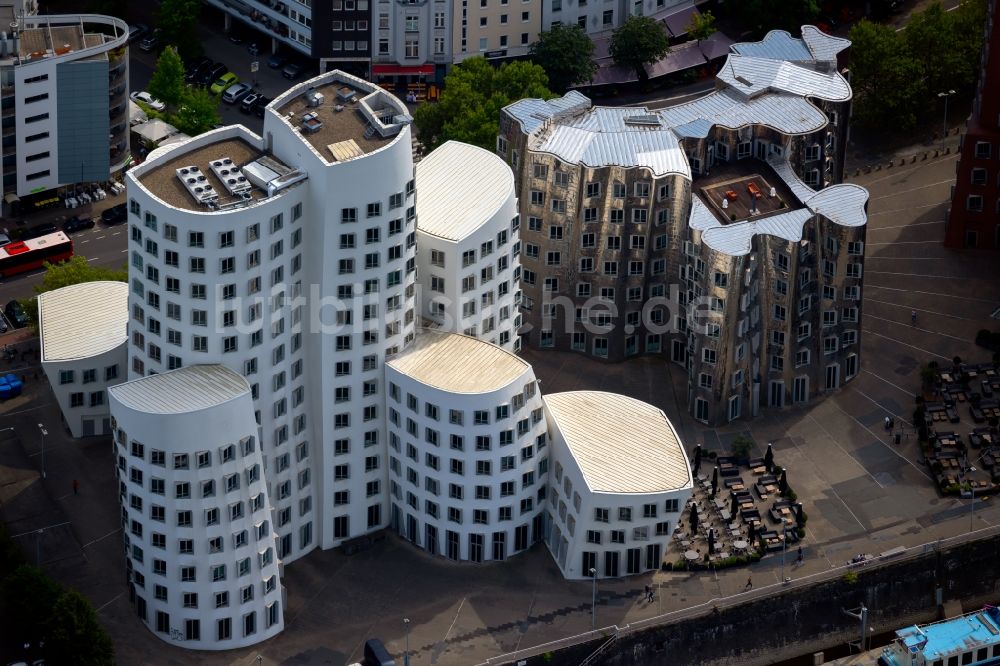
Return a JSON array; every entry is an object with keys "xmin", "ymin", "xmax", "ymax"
[{"xmin": 2, "ymin": 143, "xmax": 1000, "ymax": 665}]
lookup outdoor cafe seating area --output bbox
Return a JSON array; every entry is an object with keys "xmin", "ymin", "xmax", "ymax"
[{"xmin": 669, "ymin": 447, "xmax": 804, "ymax": 568}]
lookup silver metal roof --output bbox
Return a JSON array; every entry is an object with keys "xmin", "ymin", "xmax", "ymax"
[
  {"xmin": 730, "ymin": 29, "xmax": 814, "ymax": 62},
  {"xmin": 536, "ymin": 120, "xmax": 691, "ymax": 178},
  {"xmin": 801, "ymin": 26, "xmax": 851, "ymax": 63},
  {"xmin": 717, "ymin": 55, "xmax": 852, "ymax": 102},
  {"xmin": 503, "ymin": 90, "xmax": 590, "ymax": 135},
  {"xmin": 39, "ymin": 281, "xmax": 129, "ymax": 362},
  {"xmin": 695, "ymin": 159, "xmax": 869, "ymax": 256},
  {"xmin": 545, "ymin": 391, "xmax": 692, "ymax": 494},
  {"xmin": 109, "ymin": 364, "xmax": 250, "ymax": 414},
  {"xmin": 662, "ymin": 89, "xmax": 831, "ymax": 137}
]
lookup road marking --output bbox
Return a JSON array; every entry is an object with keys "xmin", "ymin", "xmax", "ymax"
[
  {"xmin": 86, "ymin": 257, "xmax": 99, "ymax": 262},
  {"xmin": 442, "ymin": 597, "xmax": 466, "ymax": 644},
  {"xmin": 864, "ymin": 297, "xmax": 976, "ymax": 320},
  {"xmin": 111, "ymin": 231, "xmax": 121, "ymax": 236},
  {"xmin": 863, "ymin": 329, "xmax": 951, "ymax": 361},
  {"xmin": 866, "ymin": 270, "xmax": 970, "ymax": 279},
  {"xmin": 82, "ymin": 526, "xmax": 122, "ymax": 549},
  {"xmin": 865, "ymin": 240, "xmax": 948, "ymax": 245},
  {"xmin": 804, "ymin": 413, "xmax": 886, "ymax": 489},
  {"xmin": 80, "ymin": 239, "xmax": 89, "ymax": 243},
  {"xmin": 827, "ymin": 396, "xmax": 933, "ymax": 482},
  {"xmin": 868, "ymin": 201, "xmax": 948, "ymax": 216},
  {"xmin": 859, "ymin": 369, "xmax": 917, "ymax": 404},
  {"xmin": 95, "ymin": 592, "xmax": 124, "ymax": 613},
  {"xmin": 864, "ymin": 283, "xmax": 998, "ymax": 303},
  {"xmin": 120, "ymin": 249, "xmax": 127, "ymax": 253},
  {"xmin": 862, "ymin": 313, "xmax": 969, "ymax": 342},
  {"xmin": 872, "ymin": 178, "xmax": 957, "ymax": 199},
  {"xmin": 858, "ymin": 153, "xmax": 959, "ymax": 187},
  {"xmin": 866, "ymin": 220, "xmax": 946, "ymax": 231},
  {"xmin": 95, "ymin": 235, "xmax": 106, "ymax": 240}
]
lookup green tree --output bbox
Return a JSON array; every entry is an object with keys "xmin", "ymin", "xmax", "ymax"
[
  {"xmin": 609, "ymin": 16, "xmax": 670, "ymax": 82},
  {"xmin": 147, "ymin": 46, "xmax": 186, "ymax": 109},
  {"xmin": 735, "ymin": 0, "xmax": 819, "ymax": 36},
  {"xmin": 413, "ymin": 57, "xmax": 552, "ymax": 152},
  {"xmin": 906, "ymin": 0, "xmax": 985, "ymax": 96},
  {"xmin": 170, "ymin": 86, "xmax": 222, "ymax": 137},
  {"xmin": 847, "ymin": 19, "xmax": 923, "ymax": 130},
  {"xmin": 45, "ymin": 589, "xmax": 114, "ymax": 665},
  {"xmin": 686, "ymin": 9, "xmax": 717, "ymax": 43},
  {"xmin": 0, "ymin": 565, "xmax": 64, "ymax": 652},
  {"xmin": 529, "ymin": 24, "xmax": 598, "ymax": 93},
  {"xmin": 19, "ymin": 256, "xmax": 127, "ymax": 329},
  {"xmin": 157, "ymin": 0, "xmax": 202, "ymax": 60}
]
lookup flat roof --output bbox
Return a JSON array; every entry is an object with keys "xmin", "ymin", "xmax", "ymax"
[
  {"xmin": 136, "ymin": 136, "xmax": 272, "ymax": 212},
  {"xmin": 387, "ymin": 329, "xmax": 529, "ymax": 394},
  {"xmin": 273, "ymin": 75, "xmax": 403, "ymax": 163},
  {"xmin": 109, "ymin": 364, "xmax": 249, "ymax": 414},
  {"xmin": 39, "ymin": 281, "xmax": 128, "ymax": 362},
  {"xmin": 895, "ymin": 608, "xmax": 1000, "ymax": 661},
  {"xmin": 415, "ymin": 141, "xmax": 515, "ymax": 242},
  {"xmin": 544, "ymin": 391, "xmax": 692, "ymax": 494},
  {"xmin": 694, "ymin": 158, "xmax": 803, "ymax": 225}
]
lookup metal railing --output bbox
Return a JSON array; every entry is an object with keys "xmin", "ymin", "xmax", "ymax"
[{"xmin": 476, "ymin": 523, "xmax": 1000, "ymax": 665}]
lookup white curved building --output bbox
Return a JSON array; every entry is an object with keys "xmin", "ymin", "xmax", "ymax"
[
  {"xmin": 123, "ymin": 70, "xmax": 418, "ymax": 566},
  {"xmin": 108, "ymin": 365, "xmax": 283, "ymax": 649},
  {"xmin": 385, "ymin": 329, "xmax": 547, "ymax": 561},
  {"xmin": 414, "ymin": 141, "xmax": 522, "ymax": 352},
  {"xmin": 39, "ymin": 280, "xmax": 128, "ymax": 437},
  {"xmin": 543, "ymin": 391, "xmax": 693, "ymax": 579}
]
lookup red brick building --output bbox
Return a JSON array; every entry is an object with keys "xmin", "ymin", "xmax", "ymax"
[{"xmin": 945, "ymin": 0, "xmax": 1000, "ymax": 248}]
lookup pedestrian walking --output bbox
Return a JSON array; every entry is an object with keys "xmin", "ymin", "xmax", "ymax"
[
  {"xmin": 72, "ymin": 479, "xmax": 79, "ymax": 495},
  {"xmin": 884, "ymin": 416, "xmax": 891, "ymax": 431},
  {"xmin": 647, "ymin": 586, "xmax": 655, "ymax": 603},
  {"xmin": 911, "ymin": 310, "xmax": 917, "ymax": 326},
  {"xmin": 744, "ymin": 576, "xmax": 752, "ymax": 591},
  {"xmin": 797, "ymin": 546, "xmax": 803, "ymax": 564},
  {"xmin": 643, "ymin": 584, "xmax": 650, "ymax": 601}
]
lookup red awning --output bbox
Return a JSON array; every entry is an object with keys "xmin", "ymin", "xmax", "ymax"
[{"xmin": 372, "ymin": 64, "xmax": 435, "ymax": 76}]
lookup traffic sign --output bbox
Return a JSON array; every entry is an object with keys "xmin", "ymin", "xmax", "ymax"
[{"xmin": 250, "ymin": 61, "xmax": 259, "ymax": 73}]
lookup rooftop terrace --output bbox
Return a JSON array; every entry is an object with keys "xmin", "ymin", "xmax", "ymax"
[
  {"xmin": 694, "ymin": 159, "xmax": 803, "ymax": 225},
  {"xmin": 135, "ymin": 135, "xmax": 303, "ymax": 213},
  {"xmin": 273, "ymin": 72, "xmax": 410, "ymax": 164}
]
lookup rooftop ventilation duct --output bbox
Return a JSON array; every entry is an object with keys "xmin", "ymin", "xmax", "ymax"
[{"xmin": 175, "ymin": 165, "xmax": 218, "ymax": 205}]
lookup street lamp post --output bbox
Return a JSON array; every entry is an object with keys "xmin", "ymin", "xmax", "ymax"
[
  {"xmin": 37, "ymin": 423, "xmax": 47, "ymax": 479},
  {"xmin": 938, "ymin": 89, "xmax": 956, "ymax": 145},
  {"xmin": 403, "ymin": 617, "xmax": 410, "ymax": 666},
  {"xmin": 589, "ymin": 567, "xmax": 597, "ymax": 629}
]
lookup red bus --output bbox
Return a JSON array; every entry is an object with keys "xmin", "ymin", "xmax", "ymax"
[{"xmin": 0, "ymin": 231, "xmax": 74, "ymax": 279}]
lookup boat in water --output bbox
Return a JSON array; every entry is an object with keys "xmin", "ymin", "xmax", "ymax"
[{"xmin": 880, "ymin": 605, "xmax": 1000, "ymax": 666}]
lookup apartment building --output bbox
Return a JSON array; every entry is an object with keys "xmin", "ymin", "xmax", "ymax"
[
  {"xmin": 414, "ymin": 140, "xmax": 521, "ymax": 350},
  {"xmin": 38, "ymin": 281, "xmax": 128, "ymax": 438},
  {"xmin": 499, "ymin": 26, "xmax": 868, "ymax": 424},
  {"xmin": 945, "ymin": 0, "xmax": 999, "ymax": 249},
  {"xmin": 545, "ymin": 391, "xmax": 692, "ymax": 579},
  {"xmin": 451, "ymin": 0, "xmax": 541, "ymax": 63},
  {"xmin": 109, "ymin": 365, "xmax": 284, "ymax": 648},
  {"xmin": 385, "ymin": 329, "xmax": 548, "ymax": 561},
  {"xmin": 0, "ymin": 12, "xmax": 129, "ymax": 214},
  {"xmin": 109, "ymin": 71, "xmax": 693, "ymax": 649},
  {"xmin": 540, "ymin": 0, "xmax": 693, "ymax": 35}
]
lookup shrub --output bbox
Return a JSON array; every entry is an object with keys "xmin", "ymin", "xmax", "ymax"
[
  {"xmin": 731, "ymin": 435, "xmax": 754, "ymax": 460},
  {"xmin": 843, "ymin": 571, "xmax": 859, "ymax": 584}
]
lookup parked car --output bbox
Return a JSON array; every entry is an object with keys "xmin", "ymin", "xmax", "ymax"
[
  {"xmin": 240, "ymin": 92, "xmax": 260, "ymax": 113},
  {"xmin": 62, "ymin": 215, "xmax": 95, "ymax": 233},
  {"xmin": 282, "ymin": 62, "xmax": 303, "ymax": 80},
  {"xmin": 130, "ymin": 91, "xmax": 165, "ymax": 112},
  {"xmin": 0, "ymin": 232, "xmax": 10, "ymax": 248},
  {"xmin": 251, "ymin": 95, "xmax": 271, "ymax": 118},
  {"xmin": 267, "ymin": 51, "xmax": 288, "ymax": 69},
  {"xmin": 4, "ymin": 300, "xmax": 29, "ymax": 328},
  {"xmin": 22, "ymin": 222, "xmax": 56, "ymax": 240},
  {"xmin": 222, "ymin": 82, "xmax": 252, "ymax": 104},
  {"xmin": 127, "ymin": 23, "xmax": 148, "ymax": 42},
  {"xmin": 363, "ymin": 639, "xmax": 396, "ymax": 666},
  {"xmin": 185, "ymin": 56, "xmax": 212, "ymax": 82},
  {"xmin": 138, "ymin": 34, "xmax": 158, "ymax": 52},
  {"xmin": 210, "ymin": 72, "xmax": 239, "ymax": 95},
  {"xmin": 197, "ymin": 63, "xmax": 227, "ymax": 87},
  {"xmin": 101, "ymin": 203, "xmax": 128, "ymax": 225}
]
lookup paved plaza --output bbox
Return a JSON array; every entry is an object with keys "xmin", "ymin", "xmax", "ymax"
[{"xmin": 2, "ymin": 142, "xmax": 999, "ymax": 665}]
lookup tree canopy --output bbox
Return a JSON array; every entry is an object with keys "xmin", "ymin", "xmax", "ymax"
[
  {"xmin": 847, "ymin": 0, "xmax": 986, "ymax": 132},
  {"xmin": 529, "ymin": 24, "xmax": 598, "ymax": 93},
  {"xmin": 147, "ymin": 46, "xmax": 186, "ymax": 108},
  {"xmin": 413, "ymin": 57, "xmax": 553, "ymax": 152},
  {"xmin": 157, "ymin": 0, "xmax": 202, "ymax": 60},
  {"xmin": 686, "ymin": 9, "xmax": 717, "ymax": 42},
  {"xmin": 170, "ymin": 86, "xmax": 222, "ymax": 137},
  {"xmin": 735, "ymin": 0, "xmax": 819, "ymax": 36},
  {"xmin": 19, "ymin": 256, "xmax": 127, "ymax": 329},
  {"xmin": 609, "ymin": 15, "xmax": 670, "ymax": 81}
]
